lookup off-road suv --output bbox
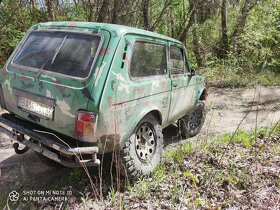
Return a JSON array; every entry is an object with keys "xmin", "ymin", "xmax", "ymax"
[{"xmin": 0, "ymin": 22, "xmax": 206, "ymax": 178}]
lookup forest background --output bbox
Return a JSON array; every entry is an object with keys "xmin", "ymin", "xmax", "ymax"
[{"xmin": 0, "ymin": 0, "xmax": 279, "ymax": 86}]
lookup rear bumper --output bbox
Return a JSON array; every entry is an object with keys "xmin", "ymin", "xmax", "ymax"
[{"xmin": 0, "ymin": 114, "xmax": 100, "ymax": 167}]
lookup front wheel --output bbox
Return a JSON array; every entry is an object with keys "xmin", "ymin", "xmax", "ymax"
[
  {"xmin": 119, "ymin": 115, "xmax": 163, "ymax": 179},
  {"xmin": 179, "ymin": 100, "xmax": 206, "ymax": 138}
]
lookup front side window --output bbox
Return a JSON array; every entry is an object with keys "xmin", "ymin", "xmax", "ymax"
[
  {"xmin": 170, "ymin": 46, "xmax": 185, "ymax": 75},
  {"xmin": 13, "ymin": 31, "xmax": 101, "ymax": 78},
  {"xmin": 130, "ymin": 41, "xmax": 167, "ymax": 78}
]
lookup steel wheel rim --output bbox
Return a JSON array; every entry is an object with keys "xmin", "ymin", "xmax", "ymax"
[{"xmin": 135, "ymin": 123, "xmax": 156, "ymax": 162}]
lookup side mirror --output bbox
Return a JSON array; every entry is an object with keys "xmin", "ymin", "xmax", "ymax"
[{"xmin": 191, "ymin": 69, "xmax": 195, "ymax": 76}]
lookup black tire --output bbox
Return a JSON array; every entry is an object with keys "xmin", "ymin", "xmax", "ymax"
[
  {"xmin": 179, "ymin": 100, "xmax": 206, "ymax": 138},
  {"xmin": 119, "ymin": 115, "xmax": 163, "ymax": 179}
]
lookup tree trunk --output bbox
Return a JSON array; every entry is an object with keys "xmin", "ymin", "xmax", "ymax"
[
  {"xmin": 73, "ymin": 0, "xmax": 78, "ymax": 7},
  {"xmin": 168, "ymin": 4, "xmax": 174, "ymax": 37},
  {"xmin": 219, "ymin": 0, "xmax": 229, "ymax": 59},
  {"xmin": 80, "ymin": 0, "xmax": 93, "ymax": 22},
  {"xmin": 97, "ymin": 0, "xmax": 109, "ymax": 23},
  {"xmin": 149, "ymin": 0, "xmax": 171, "ymax": 31},
  {"xmin": 179, "ymin": 0, "xmax": 195, "ymax": 43},
  {"xmin": 142, "ymin": 0, "xmax": 150, "ymax": 30},
  {"xmin": 112, "ymin": 0, "xmax": 120, "ymax": 24},
  {"xmin": 29, "ymin": 0, "xmax": 37, "ymax": 8},
  {"xmin": 192, "ymin": 13, "xmax": 204, "ymax": 67},
  {"xmin": 231, "ymin": 0, "xmax": 258, "ymax": 53},
  {"xmin": 45, "ymin": 0, "xmax": 57, "ymax": 21}
]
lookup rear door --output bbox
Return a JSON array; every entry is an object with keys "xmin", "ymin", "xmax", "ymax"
[
  {"xmin": 1, "ymin": 28, "xmax": 110, "ymax": 139},
  {"xmin": 168, "ymin": 44, "xmax": 195, "ymax": 123}
]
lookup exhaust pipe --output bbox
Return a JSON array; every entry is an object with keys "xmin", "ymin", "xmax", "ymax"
[{"xmin": 13, "ymin": 142, "xmax": 29, "ymax": 154}]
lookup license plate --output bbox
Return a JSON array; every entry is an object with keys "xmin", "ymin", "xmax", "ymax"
[{"xmin": 18, "ymin": 96, "xmax": 54, "ymax": 119}]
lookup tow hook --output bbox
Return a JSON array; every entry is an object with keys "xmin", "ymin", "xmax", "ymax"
[{"xmin": 13, "ymin": 142, "xmax": 29, "ymax": 154}]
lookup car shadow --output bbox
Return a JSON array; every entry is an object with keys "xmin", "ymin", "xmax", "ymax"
[
  {"xmin": 0, "ymin": 150, "xmax": 71, "ymax": 201},
  {"xmin": 162, "ymin": 124, "xmax": 185, "ymax": 146}
]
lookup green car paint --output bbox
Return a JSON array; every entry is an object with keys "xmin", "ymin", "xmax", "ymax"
[{"xmin": 0, "ymin": 21, "xmax": 206, "ymax": 155}]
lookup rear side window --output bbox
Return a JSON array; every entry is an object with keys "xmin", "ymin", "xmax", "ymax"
[
  {"xmin": 170, "ymin": 46, "xmax": 185, "ymax": 74},
  {"xmin": 13, "ymin": 31, "xmax": 101, "ymax": 78},
  {"xmin": 130, "ymin": 41, "xmax": 167, "ymax": 78}
]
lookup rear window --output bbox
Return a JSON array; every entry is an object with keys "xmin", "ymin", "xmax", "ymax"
[{"xmin": 13, "ymin": 31, "xmax": 101, "ymax": 78}]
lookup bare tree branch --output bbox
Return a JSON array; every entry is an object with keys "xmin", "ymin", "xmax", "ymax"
[{"xmin": 149, "ymin": 0, "xmax": 171, "ymax": 31}]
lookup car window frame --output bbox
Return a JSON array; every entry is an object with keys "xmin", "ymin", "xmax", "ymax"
[
  {"xmin": 128, "ymin": 39, "xmax": 169, "ymax": 81},
  {"xmin": 169, "ymin": 44, "xmax": 190, "ymax": 76}
]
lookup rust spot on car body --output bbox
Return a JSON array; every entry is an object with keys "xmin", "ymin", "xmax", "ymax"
[
  {"xmin": 99, "ymin": 48, "xmax": 110, "ymax": 56},
  {"xmin": 54, "ymin": 80, "xmax": 66, "ymax": 93},
  {"xmin": 99, "ymin": 134, "xmax": 120, "ymax": 152},
  {"xmin": 67, "ymin": 21, "xmax": 77, "ymax": 28}
]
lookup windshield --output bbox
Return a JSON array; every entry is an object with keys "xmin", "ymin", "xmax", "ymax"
[{"xmin": 13, "ymin": 31, "xmax": 101, "ymax": 78}]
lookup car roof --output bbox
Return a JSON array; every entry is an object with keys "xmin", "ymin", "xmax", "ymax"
[{"xmin": 37, "ymin": 21, "xmax": 182, "ymax": 44}]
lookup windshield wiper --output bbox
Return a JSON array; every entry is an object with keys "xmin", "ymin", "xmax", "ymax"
[
  {"xmin": 36, "ymin": 35, "xmax": 68, "ymax": 78},
  {"xmin": 51, "ymin": 35, "xmax": 68, "ymax": 64}
]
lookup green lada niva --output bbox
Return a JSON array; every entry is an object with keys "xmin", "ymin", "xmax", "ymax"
[{"xmin": 0, "ymin": 22, "xmax": 206, "ymax": 178}]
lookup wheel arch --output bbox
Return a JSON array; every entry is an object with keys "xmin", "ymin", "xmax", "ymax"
[
  {"xmin": 120, "ymin": 108, "xmax": 163, "ymax": 149},
  {"xmin": 119, "ymin": 108, "xmax": 164, "ymax": 178},
  {"xmin": 147, "ymin": 110, "xmax": 163, "ymax": 125},
  {"xmin": 199, "ymin": 88, "xmax": 207, "ymax": 101}
]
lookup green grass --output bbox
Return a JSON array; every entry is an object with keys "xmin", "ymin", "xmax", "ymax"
[
  {"xmin": 47, "ymin": 168, "xmax": 86, "ymax": 190},
  {"xmin": 121, "ymin": 123, "xmax": 280, "ymax": 209},
  {"xmin": 198, "ymin": 65, "xmax": 280, "ymax": 88},
  {"xmin": 164, "ymin": 142, "xmax": 194, "ymax": 163}
]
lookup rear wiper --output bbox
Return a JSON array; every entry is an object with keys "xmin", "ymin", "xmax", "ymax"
[
  {"xmin": 51, "ymin": 35, "xmax": 68, "ymax": 64},
  {"xmin": 36, "ymin": 35, "xmax": 68, "ymax": 78}
]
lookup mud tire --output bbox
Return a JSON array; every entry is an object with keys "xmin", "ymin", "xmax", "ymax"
[
  {"xmin": 119, "ymin": 115, "xmax": 163, "ymax": 179},
  {"xmin": 180, "ymin": 100, "xmax": 206, "ymax": 138}
]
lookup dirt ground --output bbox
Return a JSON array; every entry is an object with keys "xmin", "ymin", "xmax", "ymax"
[{"xmin": 0, "ymin": 86, "xmax": 280, "ymax": 204}]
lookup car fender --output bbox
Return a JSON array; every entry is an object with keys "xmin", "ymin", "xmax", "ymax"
[{"xmin": 120, "ymin": 106, "xmax": 163, "ymax": 149}]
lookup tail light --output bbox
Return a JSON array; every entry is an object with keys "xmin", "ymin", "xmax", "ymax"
[{"xmin": 75, "ymin": 111, "xmax": 97, "ymax": 142}]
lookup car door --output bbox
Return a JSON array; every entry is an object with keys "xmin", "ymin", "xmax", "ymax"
[{"xmin": 168, "ymin": 44, "xmax": 195, "ymax": 123}]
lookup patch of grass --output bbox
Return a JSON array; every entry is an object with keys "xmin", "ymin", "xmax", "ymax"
[
  {"xmin": 164, "ymin": 142, "xmax": 194, "ymax": 163},
  {"xmin": 81, "ymin": 195, "xmax": 92, "ymax": 210},
  {"xmin": 106, "ymin": 187, "xmax": 118, "ymax": 207},
  {"xmin": 170, "ymin": 182, "xmax": 181, "ymax": 206},
  {"xmin": 270, "ymin": 121, "xmax": 280, "ymax": 135},
  {"xmin": 0, "ymin": 199, "xmax": 6, "ymax": 209},
  {"xmin": 47, "ymin": 168, "xmax": 86, "ymax": 189},
  {"xmin": 218, "ymin": 130, "xmax": 255, "ymax": 148},
  {"xmin": 198, "ymin": 65, "xmax": 280, "ymax": 88},
  {"xmin": 152, "ymin": 164, "xmax": 166, "ymax": 187},
  {"xmin": 129, "ymin": 177, "xmax": 151, "ymax": 199},
  {"xmin": 271, "ymin": 143, "xmax": 280, "ymax": 155}
]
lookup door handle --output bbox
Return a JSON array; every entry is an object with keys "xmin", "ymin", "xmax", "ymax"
[{"xmin": 173, "ymin": 84, "xmax": 178, "ymax": 87}]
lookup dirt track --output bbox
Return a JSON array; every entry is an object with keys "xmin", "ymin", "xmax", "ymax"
[{"xmin": 0, "ymin": 86, "xmax": 280, "ymax": 203}]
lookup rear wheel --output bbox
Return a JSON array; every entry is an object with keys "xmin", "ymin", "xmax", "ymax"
[
  {"xmin": 119, "ymin": 115, "xmax": 163, "ymax": 179},
  {"xmin": 179, "ymin": 100, "xmax": 206, "ymax": 138}
]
